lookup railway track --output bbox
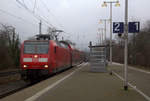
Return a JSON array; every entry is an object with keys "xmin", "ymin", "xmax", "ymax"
[
  {"xmin": 0, "ymin": 77, "xmax": 48, "ymax": 99},
  {"xmin": 0, "ymin": 69, "xmax": 35, "ymax": 99},
  {"xmin": 0, "ymin": 64, "xmax": 80, "ymax": 99},
  {"xmin": 0, "ymin": 69, "xmax": 21, "ymax": 77},
  {"xmin": 0, "ymin": 66, "xmax": 74, "ymax": 99},
  {"xmin": 0, "ymin": 80, "xmax": 30, "ymax": 99}
]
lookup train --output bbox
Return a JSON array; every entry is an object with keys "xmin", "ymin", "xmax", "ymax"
[{"xmin": 20, "ymin": 35, "xmax": 85, "ymax": 81}]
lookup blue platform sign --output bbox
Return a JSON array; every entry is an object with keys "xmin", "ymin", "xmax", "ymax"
[
  {"xmin": 129, "ymin": 22, "xmax": 140, "ymax": 33},
  {"xmin": 113, "ymin": 22, "xmax": 124, "ymax": 33}
]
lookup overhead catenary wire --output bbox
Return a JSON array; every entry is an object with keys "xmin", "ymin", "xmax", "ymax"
[
  {"xmin": 0, "ymin": 8, "xmax": 36, "ymax": 26},
  {"xmin": 25, "ymin": 0, "xmax": 34, "ymax": 9},
  {"xmin": 28, "ymin": 0, "xmax": 71, "ymax": 36},
  {"xmin": 16, "ymin": 0, "xmax": 55, "ymax": 28},
  {"xmin": 21, "ymin": 0, "xmax": 28, "ymax": 9},
  {"xmin": 33, "ymin": 0, "xmax": 37, "ymax": 13},
  {"xmin": 40, "ymin": 0, "xmax": 72, "ymax": 36},
  {"xmin": 38, "ymin": 0, "xmax": 72, "ymax": 36},
  {"xmin": 14, "ymin": 0, "xmax": 72, "ymax": 40},
  {"xmin": 40, "ymin": 0, "xmax": 63, "ymax": 29},
  {"xmin": 25, "ymin": 0, "xmax": 55, "ymax": 30}
]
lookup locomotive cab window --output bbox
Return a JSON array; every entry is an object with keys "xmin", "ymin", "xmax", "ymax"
[
  {"xmin": 60, "ymin": 43, "xmax": 69, "ymax": 49},
  {"xmin": 24, "ymin": 41, "xmax": 49, "ymax": 54}
]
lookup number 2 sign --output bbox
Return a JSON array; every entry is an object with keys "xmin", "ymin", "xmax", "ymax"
[
  {"xmin": 113, "ymin": 22, "xmax": 140, "ymax": 33},
  {"xmin": 113, "ymin": 22, "xmax": 124, "ymax": 33}
]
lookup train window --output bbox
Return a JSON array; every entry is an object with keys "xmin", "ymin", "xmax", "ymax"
[
  {"xmin": 64, "ymin": 44, "xmax": 69, "ymax": 49},
  {"xmin": 55, "ymin": 41, "xmax": 62, "ymax": 47},
  {"xmin": 24, "ymin": 41, "xmax": 49, "ymax": 54},
  {"xmin": 60, "ymin": 43, "xmax": 66, "ymax": 48},
  {"xmin": 60, "ymin": 43, "xmax": 69, "ymax": 49}
]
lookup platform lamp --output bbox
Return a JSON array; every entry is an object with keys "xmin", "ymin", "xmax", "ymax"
[{"xmin": 101, "ymin": 0, "xmax": 120, "ymax": 68}]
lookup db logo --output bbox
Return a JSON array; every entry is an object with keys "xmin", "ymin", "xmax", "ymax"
[{"xmin": 33, "ymin": 58, "xmax": 38, "ymax": 62}]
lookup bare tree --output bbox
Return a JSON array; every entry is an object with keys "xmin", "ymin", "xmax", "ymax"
[
  {"xmin": 0, "ymin": 24, "xmax": 20, "ymax": 70},
  {"xmin": 112, "ymin": 20, "xmax": 150, "ymax": 68}
]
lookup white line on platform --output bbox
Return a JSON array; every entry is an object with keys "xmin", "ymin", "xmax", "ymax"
[
  {"xmin": 112, "ymin": 62, "xmax": 122, "ymax": 66},
  {"xmin": 113, "ymin": 62, "xmax": 150, "ymax": 74},
  {"xmin": 112, "ymin": 71, "xmax": 150, "ymax": 101},
  {"xmin": 78, "ymin": 62, "xmax": 88, "ymax": 67},
  {"xmin": 129, "ymin": 66, "xmax": 150, "ymax": 74},
  {"xmin": 25, "ymin": 63, "xmax": 85, "ymax": 101},
  {"xmin": 77, "ymin": 63, "xmax": 84, "ymax": 67}
]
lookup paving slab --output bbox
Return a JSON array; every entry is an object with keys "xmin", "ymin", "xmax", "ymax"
[
  {"xmin": 1, "ymin": 63, "xmax": 147, "ymax": 101},
  {"xmin": 110, "ymin": 63, "xmax": 150, "ymax": 99},
  {"xmin": 36, "ymin": 64, "xmax": 147, "ymax": 101}
]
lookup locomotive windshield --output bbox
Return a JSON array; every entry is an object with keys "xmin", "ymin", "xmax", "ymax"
[{"xmin": 24, "ymin": 41, "xmax": 49, "ymax": 54}]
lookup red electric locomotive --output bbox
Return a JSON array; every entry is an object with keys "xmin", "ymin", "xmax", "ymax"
[{"xmin": 20, "ymin": 35, "xmax": 84, "ymax": 80}]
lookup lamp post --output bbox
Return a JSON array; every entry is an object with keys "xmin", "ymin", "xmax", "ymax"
[
  {"xmin": 124, "ymin": 0, "xmax": 128, "ymax": 90},
  {"xmin": 99, "ymin": 19, "xmax": 110, "ymax": 44},
  {"xmin": 102, "ymin": 1, "xmax": 120, "ymax": 66},
  {"xmin": 39, "ymin": 20, "xmax": 42, "ymax": 35},
  {"xmin": 98, "ymin": 28, "xmax": 105, "ymax": 45}
]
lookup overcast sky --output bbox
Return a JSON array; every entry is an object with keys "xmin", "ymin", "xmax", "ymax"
[{"xmin": 0, "ymin": 0, "xmax": 150, "ymax": 50}]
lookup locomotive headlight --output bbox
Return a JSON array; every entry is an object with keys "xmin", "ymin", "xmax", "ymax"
[
  {"xmin": 23, "ymin": 65, "xmax": 27, "ymax": 68},
  {"xmin": 34, "ymin": 55, "xmax": 38, "ymax": 58},
  {"xmin": 44, "ymin": 65, "xmax": 48, "ymax": 68}
]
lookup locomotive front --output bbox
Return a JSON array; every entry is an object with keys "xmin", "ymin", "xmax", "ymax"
[{"xmin": 20, "ymin": 40, "xmax": 50, "ymax": 80}]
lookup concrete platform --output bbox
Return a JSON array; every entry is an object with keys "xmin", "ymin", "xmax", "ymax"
[{"xmin": 1, "ymin": 63, "xmax": 147, "ymax": 101}]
